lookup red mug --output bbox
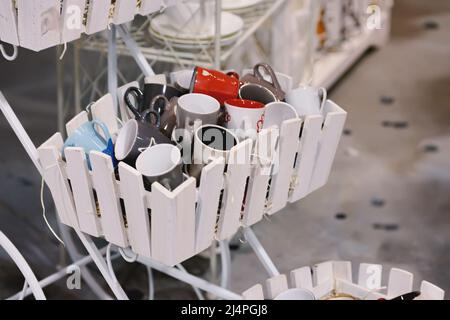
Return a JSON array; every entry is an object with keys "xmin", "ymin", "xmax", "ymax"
[{"xmin": 190, "ymin": 67, "xmax": 240, "ymax": 105}]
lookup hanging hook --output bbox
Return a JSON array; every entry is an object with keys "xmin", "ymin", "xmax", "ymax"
[{"xmin": 0, "ymin": 43, "xmax": 18, "ymax": 61}]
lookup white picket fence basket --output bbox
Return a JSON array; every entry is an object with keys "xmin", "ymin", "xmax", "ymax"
[
  {"xmin": 0, "ymin": 0, "xmax": 178, "ymax": 52},
  {"xmin": 38, "ymin": 82, "xmax": 347, "ymax": 267},
  {"xmin": 242, "ymin": 261, "xmax": 446, "ymax": 300}
]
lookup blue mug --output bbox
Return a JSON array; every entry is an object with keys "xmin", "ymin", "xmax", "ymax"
[{"xmin": 62, "ymin": 120, "xmax": 117, "ymax": 168}]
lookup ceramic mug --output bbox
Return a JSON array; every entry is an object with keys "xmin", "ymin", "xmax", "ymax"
[
  {"xmin": 190, "ymin": 66, "xmax": 240, "ymax": 105},
  {"xmin": 263, "ymin": 102, "xmax": 299, "ymax": 130},
  {"xmin": 190, "ymin": 125, "xmax": 239, "ymax": 180},
  {"xmin": 171, "ymin": 127, "xmax": 194, "ymax": 165},
  {"xmin": 286, "ymin": 86, "xmax": 327, "ymax": 116},
  {"xmin": 224, "ymin": 99, "xmax": 265, "ymax": 140},
  {"xmin": 240, "ymin": 63, "xmax": 286, "ymax": 101},
  {"xmin": 176, "ymin": 93, "xmax": 221, "ymax": 131},
  {"xmin": 114, "ymin": 118, "xmax": 171, "ymax": 167},
  {"xmin": 274, "ymin": 288, "xmax": 316, "ymax": 300},
  {"xmin": 63, "ymin": 120, "xmax": 116, "ymax": 168},
  {"xmin": 238, "ymin": 83, "xmax": 278, "ymax": 105},
  {"xmin": 136, "ymin": 144, "xmax": 184, "ymax": 191},
  {"xmin": 124, "ymin": 83, "xmax": 183, "ymax": 115}
]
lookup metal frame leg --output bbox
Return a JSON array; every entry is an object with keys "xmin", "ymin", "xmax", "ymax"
[
  {"xmin": 137, "ymin": 255, "xmax": 242, "ymax": 300},
  {"xmin": 219, "ymin": 239, "xmax": 231, "ymax": 289},
  {"xmin": 243, "ymin": 227, "xmax": 280, "ymax": 277},
  {"xmin": 0, "ymin": 231, "xmax": 46, "ymax": 300},
  {"xmin": 116, "ymin": 24, "xmax": 155, "ymax": 77}
]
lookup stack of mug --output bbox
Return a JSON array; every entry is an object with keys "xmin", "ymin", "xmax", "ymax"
[{"xmin": 62, "ymin": 63, "xmax": 328, "ymax": 192}]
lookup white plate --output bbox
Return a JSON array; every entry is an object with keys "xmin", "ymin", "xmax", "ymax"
[
  {"xmin": 222, "ymin": 0, "xmax": 263, "ymax": 10},
  {"xmin": 150, "ymin": 11, "xmax": 244, "ymax": 41},
  {"xmin": 149, "ymin": 26, "xmax": 242, "ymax": 50}
]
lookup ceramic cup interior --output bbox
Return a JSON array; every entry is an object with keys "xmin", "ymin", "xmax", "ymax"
[
  {"xmin": 196, "ymin": 125, "xmax": 237, "ymax": 152},
  {"xmin": 136, "ymin": 144, "xmax": 181, "ymax": 177},
  {"xmin": 239, "ymin": 84, "xmax": 277, "ymax": 105},
  {"xmin": 178, "ymin": 93, "xmax": 220, "ymax": 115},
  {"xmin": 115, "ymin": 119, "xmax": 138, "ymax": 161},
  {"xmin": 274, "ymin": 288, "xmax": 316, "ymax": 300}
]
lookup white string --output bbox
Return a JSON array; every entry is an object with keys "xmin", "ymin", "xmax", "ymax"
[
  {"xmin": 40, "ymin": 177, "xmax": 65, "ymax": 246},
  {"xmin": 58, "ymin": 42, "xmax": 67, "ymax": 60}
]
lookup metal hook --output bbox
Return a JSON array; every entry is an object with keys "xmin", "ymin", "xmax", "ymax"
[{"xmin": 0, "ymin": 43, "xmax": 18, "ymax": 61}]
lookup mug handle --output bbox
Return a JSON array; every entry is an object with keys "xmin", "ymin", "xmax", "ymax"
[
  {"xmin": 318, "ymin": 87, "xmax": 327, "ymax": 112},
  {"xmin": 124, "ymin": 87, "xmax": 144, "ymax": 119},
  {"xmin": 254, "ymin": 63, "xmax": 283, "ymax": 93},
  {"xmin": 141, "ymin": 109, "xmax": 161, "ymax": 128},
  {"xmin": 226, "ymin": 71, "xmax": 240, "ymax": 80},
  {"xmin": 91, "ymin": 119, "xmax": 112, "ymax": 144},
  {"xmin": 150, "ymin": 94, "xmax": 169, "ymax": 117}
]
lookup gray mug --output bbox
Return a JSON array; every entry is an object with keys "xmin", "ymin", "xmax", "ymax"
[{"xmin": 176, "ymin": 93, "xmax": 221, "ymax": 131}]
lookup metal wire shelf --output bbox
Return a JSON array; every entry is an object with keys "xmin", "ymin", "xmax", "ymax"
[{"xmin": 79, "ymin": 0, "xmax": 287, "ymax": 68}]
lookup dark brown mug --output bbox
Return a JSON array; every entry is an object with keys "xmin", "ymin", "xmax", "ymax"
[{"xmin": 240, "ymin": 63, "xmax": 286, "ymax": 102}]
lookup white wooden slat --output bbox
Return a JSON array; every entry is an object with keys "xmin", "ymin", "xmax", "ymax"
[
  {"xmin": 119, "ymin": 162, "xmax": 151, "ymax": 258},
  {"xmin": 112, "ymin": 0, "xmax": 137, "ymax": 25},
  {"xmin": 418, "ymin": 281, "xmax": 445, "ymax": 300},
  {"xmin": 313, "ymin": 261, "xmax": 333, "ymax": 286},
  {"xmin": 66, "ymin": 111, "xmax": 89, "ymax": 136},
  {"xmin": 335, "ymin": 278, "xmax": 385, "ymax": 300},
  {"xmin": 269, "ymin": 118, "xmax": 302, "ymax": 214},
  {"xmin": 358, "ymin": 263, "xmax": 382, "ymax": 290},
  {"xmin": 117, "ymin": 81, "xmax": 139, "ymax": 122},
  {"xmin": 195, "ymin": 157, "xmax": 225, "ymax": 253},
  {"xmin": 387, "ymin": 268, "xmax": 414, "ymax": 298},
  {"xmin": 311, "ymin": 280, "xmax": 334, "ymax": 300},
  {"xmin": 38, "ymin": 133, "xmax": 79, "ymax": 228},
  {"xmin": 65, "ymin": 147, "xmax": 102, "ymax": 237},
  {"xmin": 17, "ymin": 0, "xmax": 61, "ymax": 51},
  {"xmin": 265, "ymin": 274, "xmax": 289, "ymax": 299},
  {"xmin": 91, "ymin": 93, "xmax": 119, "ymax": 137},
  {"xmin": 139, "ymin": 0, "xmax": 163, "ymax": 15},
  {"xmin": 241, "ymin": 129, "xmax": 278, "ymax": 226},
  {"xmin": 85, "ymin": 0, "xmax": 111, "ymax": 35},
  {"xmin": 242, "ymin": 284, "xmax": 264, "ymax": 300},
  {"xmin": 290, "ymin": 267, "xmax": 313, "ymax": 290},
  {"xmin": 90, "ymin": 151, "xmax": 128, "ymax": 247},
  {"xmin": 333, "ymin": 261, "xmax": 352, "ymax": 282},
  {"xmin": 151, "ymin": 178, "xmax": 196, "ymax": 266},
  {"xmin": 289, "ymin": 115, "xmax": 323, "ymax": 202},
  {"xmin": 0, "ymin": 0, "xmax": 20, "ymax": 45},
  {"xmin": 309, "ymin": 100, "xmax": 347, "ymax": 193},
  {"xmin": 61, "ymin": 0, "xmax": 86, "ymax": 43},
  {"xmin": 216, "ymin": 140, "xmax": 253, "ymax": 240}
]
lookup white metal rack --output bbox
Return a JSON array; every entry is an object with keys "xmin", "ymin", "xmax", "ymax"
[
  {"xmin": 80, "ymin": 0, "xmax": 287, "ymax": 69},
  {"xmin": 0, "ymin": 1, "xmax": 355, "ymax": 301}
]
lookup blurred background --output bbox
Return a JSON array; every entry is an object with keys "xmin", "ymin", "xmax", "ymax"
[{"xmin": 0, "ymin": 0, "xmax": 449, "ymax": 299}]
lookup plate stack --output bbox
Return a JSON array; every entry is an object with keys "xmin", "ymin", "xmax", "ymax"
[{"xmin": 148, "ymin": 2, "xmax": 244, "ymax": 50}]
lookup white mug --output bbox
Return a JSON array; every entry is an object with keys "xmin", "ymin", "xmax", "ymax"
[
  {"xmin": 176, "ymin": 93, "xmax": 221, "ymax": 131},
  {"xmin": 263, "ymin": 102, "xmax": 299, "ymax": 130},
  {"xmin": 224, "ymin": 99, "xmax": 265, "ymax": 140},
  {"xmin": 190, "ymin": 125, "xmax": 239, "ymax": 180},
  {"xmin": 274, "ymin": 288, "xmax": 316, "ymax": 300},
  {"xmin": 135, "ymin": 143, "xmax": 184, "ymax": 191},
  {"xmin": 286, "ymin": 86, "xmax": 327, "ymax": 117}
]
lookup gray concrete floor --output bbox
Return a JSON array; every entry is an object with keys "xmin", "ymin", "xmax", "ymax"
[{"xmin": 0, "ymin": 0, "xmax": 449, "ymax": 299}]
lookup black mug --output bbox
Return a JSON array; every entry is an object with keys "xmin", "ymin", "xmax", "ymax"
[{"xmin": 124, "ymin": 83, "xmax": 183, "ymax": 115}]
